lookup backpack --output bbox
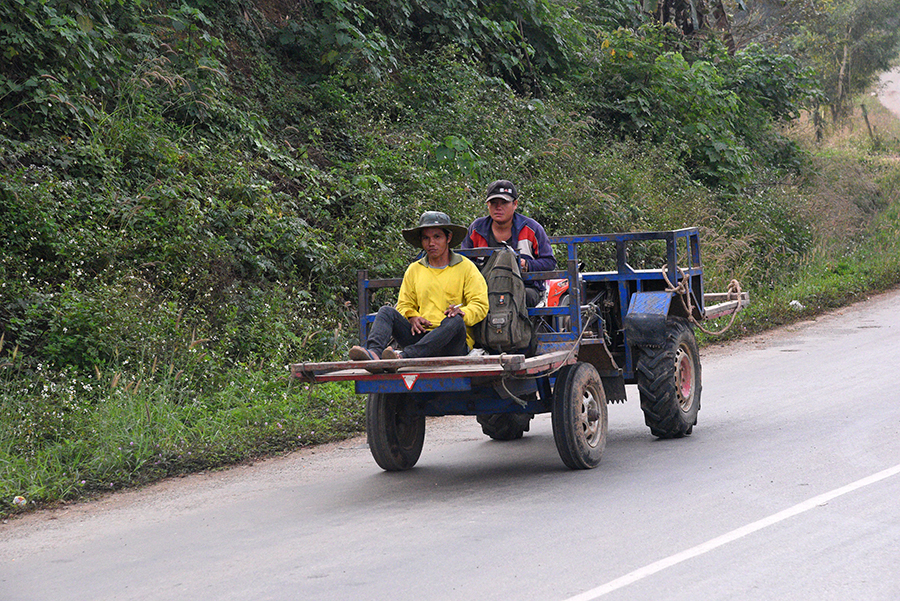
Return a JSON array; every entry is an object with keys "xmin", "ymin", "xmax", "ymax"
[{"xmin": 473, "ymin": 246, "xmax": 535, "ymax": 354}]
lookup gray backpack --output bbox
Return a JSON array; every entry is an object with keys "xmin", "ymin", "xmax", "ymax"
[{"xmin": 474, "ymin": 246, "xmax": 534, "ymax": 354}]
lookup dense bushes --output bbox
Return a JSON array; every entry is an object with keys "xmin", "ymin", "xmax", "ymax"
[
  {"xmin": 578, "ymin": 25, "xmax": 819, "ymax": 189},
  {"xmin": 0, "ymin": 0, "xmax": 881, "ymax": 380},
  {"xmin": 272, "ymin": 0, "xmax": 580, "ymax": 92},
  {"xmin": 0, "ymin": 0, "xmax": 879, "ymax": 391}
]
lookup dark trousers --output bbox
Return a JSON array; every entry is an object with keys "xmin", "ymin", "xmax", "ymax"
[{"xmin": 366, "ymin": 305, "xmax": 468, "ymax": 359}]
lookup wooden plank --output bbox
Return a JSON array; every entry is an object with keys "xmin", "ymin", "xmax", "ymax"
[
  {"xmin": 704, "ymin": 291, "xmax": 750, "ymax": 303},
  {"xmin": 290, "ymin": 350, "xmax": 575, "ymax": 383},
  {"xmin": 704, "ymin": 299, "xmax": 750, "ymax": 320},
  {"xmin": 302, "ymin": 364, "xmax": 513, "ymax": 383},
  {"xmin": 290, "ymin": 353, "xmax": 527, "ymax": 382},
  {"xmin": 520, "ymin": 350, "xmax": 576, "ymax": 375},
  {"xmin": 703, "ymin": 291, "xmax": 750, "ymax": 321}
]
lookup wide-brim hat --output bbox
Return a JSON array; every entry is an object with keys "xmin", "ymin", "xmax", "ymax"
[{"xmin": 401, "ymin": 211, "xmax": 468, "ymax": 248}]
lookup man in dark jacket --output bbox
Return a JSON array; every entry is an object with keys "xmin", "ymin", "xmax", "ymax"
[{"xmin": 461, "ymin": 179, "xmax": 556, "ymax": 306}]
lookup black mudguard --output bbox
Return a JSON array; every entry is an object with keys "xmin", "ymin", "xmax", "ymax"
[{"xmin": 623, "ymin": 291, "xmax": 673, "ymax": 348}]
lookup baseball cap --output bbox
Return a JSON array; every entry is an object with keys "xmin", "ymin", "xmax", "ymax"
[{"xmin": 485, "ymin": 179, "xmax": 518, "ymax": 204}]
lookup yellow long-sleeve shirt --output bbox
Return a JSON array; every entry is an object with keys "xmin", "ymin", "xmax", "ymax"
[{"xmin": 395, "ymin": 252, "xmax": 488, "ymax": 349}]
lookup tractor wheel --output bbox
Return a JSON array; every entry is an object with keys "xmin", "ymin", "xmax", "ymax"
[
  {"xmin": 476, "ymin": 413, "xmax": 533, "ymax": 440},
  {"xmin": 366, "ymin": 393, "xmax": 425, "ymax": 471},
  {"xmin": 635, "ymin": 317, "xmax": 701, "ymax": 439},
  {"xmin": 551, "ymin": 362, "xmax": 608, "ymax": 469}
]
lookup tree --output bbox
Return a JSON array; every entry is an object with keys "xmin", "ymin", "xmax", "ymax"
[
  {"xmin": 737, "ymin": 0, "xmax": 900, "ymax": 122},
  {"xmin": 643, "ymin": 0, "xmax": 737, "ymax": 53}
]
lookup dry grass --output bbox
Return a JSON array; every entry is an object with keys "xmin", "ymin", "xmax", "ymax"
[
  {"xmin": 787, "ymin": 87, "xmax": 900, "ymax": 153},
  {"xmin": 780, "ymin": 83, "xmax": 900, "ymax": 254},
  {"xmin": 705, "ymin": 81, "xmax": 900, "ymax": 342}
]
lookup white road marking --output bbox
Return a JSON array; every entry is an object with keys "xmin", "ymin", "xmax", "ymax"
[{"xmin": 563, "ymin": 463, "xmax": 900, "ymax": 601}]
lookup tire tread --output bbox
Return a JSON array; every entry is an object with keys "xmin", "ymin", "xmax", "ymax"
[{"xmin": 635, "ymin": 318, "xmax": 701, "ymax": 439}]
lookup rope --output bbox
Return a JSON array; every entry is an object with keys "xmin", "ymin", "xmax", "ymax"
[
  {"xmin": 498, "ymin": 307, "xmax": 600, "ymax": 406},
  {"xmin": 661, "ymin": 264, "xmax": 743, "ymax": 336},
  {"xmin": 498, "ymin": 266, "xmax": 744, "ymax": 405}
]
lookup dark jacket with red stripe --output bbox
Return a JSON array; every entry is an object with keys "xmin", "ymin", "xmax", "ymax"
[{"xmin": 461, "ymin": 213, "xmax": 556, "ymax": 290}]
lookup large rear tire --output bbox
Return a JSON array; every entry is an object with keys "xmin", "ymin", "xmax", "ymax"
[
  {"xmin": 551, "ymin": 362, "xmax": 608, "ymax": 469},
  {"xmin": 476, "ymin": 413, "xmax": 533, "ymax": 440},
  {"xmin": 366, "ymin": 393, "xmax": 425, "ymax": 471},
  {"xmin": 635, "ymin": 317, "xmax": 701, "ymax": 439}
]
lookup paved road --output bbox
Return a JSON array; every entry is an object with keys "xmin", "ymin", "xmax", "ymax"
[
  {"xmin": 878, "ymin": 66, "xmax": 900, "ymax": 118},
  {"xmin": 2, "ymin": 289, "xmax": 899, "ymax": 601}
]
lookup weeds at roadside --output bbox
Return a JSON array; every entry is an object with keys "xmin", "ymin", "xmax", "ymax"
[
  {"xmin": 0, "ymin": 354, "xmax": 363, "ymax": 518},
  {"xmin": 699, "ymin": 183, "xmax": 900, "ymax": 345}
]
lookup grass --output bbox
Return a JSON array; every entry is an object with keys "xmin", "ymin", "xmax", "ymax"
[
  {"xmin": 6, "ymin": 182, "xmax": 900, "ymax": 518},
  {"xmin": 699, "ymin": 224, "xmax": 900, "ymax": 345},
  {"xmin": 6, "ymin": 148, "xmax": 900, "ymax": 518},
  {"xmin": 0, "ymin": 361, "xmax": 364, "ymax": 515}
]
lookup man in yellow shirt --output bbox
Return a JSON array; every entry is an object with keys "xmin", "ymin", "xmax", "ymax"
[{"xmin": 349, "ymin": 211, "xmax": 489, "ymax": 364}]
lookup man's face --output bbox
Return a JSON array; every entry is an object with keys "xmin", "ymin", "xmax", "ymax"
[
  {"xmin": 420, "ymin": 227, "xmax": 450, "ymax": 262},
  {"xmin": 487, "ymin": 197, "xmax": 517, "ymax": 226}
]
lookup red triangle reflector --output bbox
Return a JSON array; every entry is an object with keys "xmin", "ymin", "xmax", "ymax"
[{"xmin": 402, "ymin": 374, "xmax": 418, "ymax": 390}]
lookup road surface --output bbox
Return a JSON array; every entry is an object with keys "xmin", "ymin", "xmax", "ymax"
[
  {"xmin": 2, "ymin": 286, "xmax": 899, "ymax": 600},
  {"xmin": 878, "ymin": 66, "xmax": 900, "ymax": 118}
]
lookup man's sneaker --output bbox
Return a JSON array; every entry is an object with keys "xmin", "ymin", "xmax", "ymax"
[{"xmin": 381, "ymin": 347, "xmax": 403, "ymax": 360}]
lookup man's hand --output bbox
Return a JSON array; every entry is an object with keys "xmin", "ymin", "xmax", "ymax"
[
  {"xmin": 408, "ymin": 315, "xmax": 432, "ymax": 335},
  {"xmin": 519, "ymin": 257, "xmax": 527, "ymax": 271},
  {"xmin": 444, "ymin": 304, "xmax": 465, "ymax": 318}
]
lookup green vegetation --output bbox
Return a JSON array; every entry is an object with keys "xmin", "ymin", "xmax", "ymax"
[{"xmin": 2, "ymin": 0, "xmax": 900, "ymax": 515}]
